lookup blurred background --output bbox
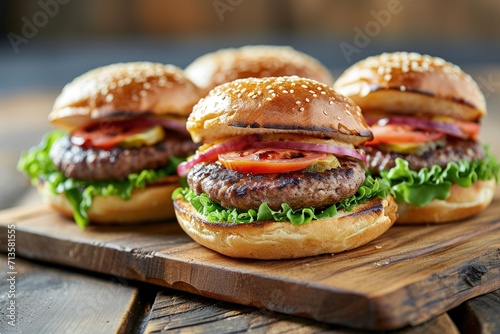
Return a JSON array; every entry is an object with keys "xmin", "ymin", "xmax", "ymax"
[{"xmin": 1, "ymin": 0, "xmax": 500, "ymax": 209}]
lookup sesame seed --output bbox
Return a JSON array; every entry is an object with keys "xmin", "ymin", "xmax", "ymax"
[
  {"xmin": 301, "ymin": 84, "xmax": 308, "ymax": 89},
  {"xmin": 313, "ymin": 94, "xmax": 318, "ymax": 98},
  {"xmin": 266, "ymin": 97, "xmax": 272, "ymax": 101},
  {"xmin": 317, "ymin": 86, "xmax": 322, "ymax": 91},
  {"xmin": 305, "ymin": 98, "xmax": 310, "ymax": 102},
  {"xmin": 329, "ymin": 101, "xmax": 334, "ymax": 105},
  {"xmin": 299, "ymin": 107, "xmax": 305, "ymax": 112},
  {"xmin": 320, "ymin": 91, "xmax": 326, "ymax": 95},
  {"xmin": 139, "ymin": 90, "xmax": 147, "ymax": 97},
  {"xmin": 105, "ymin": 93, "xmax": 114, "ymax": 103},
  {"xmin": 143, "ymin": 82, "xmax": 151, "ymax": 89},
  {"xmin": 290, "ymin": 89, "xmax": 294, "ymax": 93},
  {"xmin": 323, "ymin": 110, "xmax": 327, "ymax": 115},
  {"xmin": 296, "ymin": 101, "xmax": 301, "ymax": 105},
  {"xmin": 283, "ymin": 90, "xmax": 289, "ymax": 94},
  {"xmin": 400, "ymin": 85, "xmax": 407, "ymax": 91}
]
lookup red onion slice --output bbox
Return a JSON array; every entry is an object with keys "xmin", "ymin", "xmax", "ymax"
[
  {"xmin": 146, "ymin": 118, "xmax": 189, "ymax": 135},
  {"xmin": 177, "ymin": 134, "xmax": 260, "ymax": 176},
  {"xmin": 252, "ymin": 141, "xmax": 366, "ymax": 163},
  {"xmin": 366, "ymin": 116, "xmax": 466, "ymax": 139}
]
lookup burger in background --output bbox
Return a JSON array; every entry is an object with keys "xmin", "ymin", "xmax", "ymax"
[
  {"xmin": 173, "ymin": 76, "xmax": 397, "ymax": 259},
  {"xmin": 334, "ymin": 52, "xmax": 499, "ymax": 224},
  {"xmin": 184, "ymin": 45, "xmax": 335, "ymax": 95},
  {"xmin": 18, "ymin": 62, "xmax": 203, "ymax": 228}
]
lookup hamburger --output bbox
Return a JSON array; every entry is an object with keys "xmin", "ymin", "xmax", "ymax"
[
  {"xmin": 172, "ymin": 76, "xmax": 398, "ymax": 259},
  {"xmin": 184, "ymin": 45, "xmax": 335, "ymax": 95},
  {"xmin": 334, "ymin": 52, "xmax": 499, "ymax": 224},
  {"xmin": 18, "ymin": 62, "xmax": 203, "ymax": 228}
]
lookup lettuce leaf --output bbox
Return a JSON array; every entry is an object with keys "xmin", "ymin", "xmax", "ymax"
[
  {"xmin": 379, "ymin": 150, "xmax": 499, "ymax": 207},
  {"xmin": 18, "ymin": 130, "xmax": 183, "ymax": 229},
  {"xmin": 172, "ymin": 174, "xmax": 393, "ymax": 225}
]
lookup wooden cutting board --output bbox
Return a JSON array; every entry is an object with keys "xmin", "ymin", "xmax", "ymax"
[{"xmin": 1, "ymin": 195, "xmax": 499, "ymax": 331}]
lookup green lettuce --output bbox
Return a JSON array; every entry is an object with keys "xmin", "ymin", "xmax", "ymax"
[
  {"xmin": 379, "ymin": 150, "xmax": 499, "ymax": 207},
  {"xmin": 172, "ymin": 174, "xmax": 393, "ymax": 225},
  {"xmin": 18, "ymin": 130, "xmax": 183, "ymax": 229}
]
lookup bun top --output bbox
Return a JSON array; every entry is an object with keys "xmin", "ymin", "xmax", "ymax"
[
  {"xmin": 185, "ymin": 45, "xmax": 335, "ymax": 95},
  {"xmin": 334, "ymin": 52, "xmax": 486, "ymax": 121},
  {"xmin": 49, "ymin": 62, "xmax": 203, "ymax": 130},
  {"xmin": 187, "ymin": 76, "xmax": 372, "ymax": 145}
]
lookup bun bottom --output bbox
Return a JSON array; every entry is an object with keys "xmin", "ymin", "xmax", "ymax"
[
  {"xmin": 173, "ymin": 196, "xmax": 398, "ymax": 259},
  {"xmin": 396, "ymin": 180, "xmax": 496, "ymax": 224},
  {"xmin": 39, "ymin": 180, "xmax": 179, "ymax": 225}
]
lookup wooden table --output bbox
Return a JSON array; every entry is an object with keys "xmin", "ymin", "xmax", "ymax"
[{"xmin": 1, "ymin": 71, "xmax": 500, "ymax": 333}]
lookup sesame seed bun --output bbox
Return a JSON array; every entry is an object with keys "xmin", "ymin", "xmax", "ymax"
[
  {"xmin": 187, "ymin": 76, "xmax": 372, "ymax": 146},
  {"xmin": 333, "ymin": 52, "xmax": 486, "ymax": 122},
  {"xmin": 185, "ymin": 45, "xmax": 335, "ymax": 95},
  {"xmin": 49, "ymin": 62, "xmax": 203, "ymax": 131},
  {"xmin": 174, "ymin": 195, "xmax": 398, "ymax": 259},
  {"xmin": 335, "ymin": 52, "xmax": 495, "ymax": 225}
]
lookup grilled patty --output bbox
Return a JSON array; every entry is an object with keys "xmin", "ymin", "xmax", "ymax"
[
  {"xmin": 363, "ymin": 139, "xmax": 485, "ymax": 175},
  {"xmin": 187, "ymin": 158, "xmax": 365, "ymax": 211},
  {"xmin": 50, "ymin": 135, "xmax": 198, "ymax": 181}
]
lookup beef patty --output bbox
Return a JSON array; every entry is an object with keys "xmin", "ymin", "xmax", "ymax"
[
  {"xmin": 363, "ymin": 139, "xmax": 485, "ymax": 175},
  {"xmin": 187, "ymin": 158, "xmax": 365, "ymax": 211},
  {"xmin": 50, "ymin": 135, "xmax": 198, "ymax": 181}
]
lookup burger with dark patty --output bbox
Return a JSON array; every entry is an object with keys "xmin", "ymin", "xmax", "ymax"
[
  {"xmin": 334, "ymin": 52, "xmax": 499, "ymax": 223},
  {"xmin": 18, "ymin": 62, "xmax": 202, "ymax": 227},
  {"xmin": 172, "ymin": 76, "xmax": 398, "ymax": 259}
]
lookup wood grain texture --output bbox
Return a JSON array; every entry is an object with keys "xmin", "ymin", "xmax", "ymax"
[
  {"xmin": 448, "ymin": 289, "xmax": 500, "ymax": 334},
  {"xmin": 0, "ymin": 254, "xmax": 142, "ymax": 334},
  {"xmin": 145, "ymin": 289, "xmax": 460, "ymax": 334},
  {"xmin": 0, "ymin": 195, "xmax": 499, "ymax": 331}
]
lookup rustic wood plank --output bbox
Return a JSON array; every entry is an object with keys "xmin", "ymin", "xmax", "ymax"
[
  {"xmin": 0, "ymin": 199, "xmax": 498, "ymax": 331},
  {"xmin": 448, "ymin": 289, "xmax": 500, "ymax": 334},
  {"xmin": 144, "ymin": 290, "xmax": 460, "ymax": 334},
  {"xmin": 0, "ymin": 254, "xmax": 153, "ymax": 333}
]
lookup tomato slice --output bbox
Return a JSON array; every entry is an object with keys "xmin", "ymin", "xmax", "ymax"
[
  {"xmin": 218, "ymin": 148, "xmax": 327, "ymax": 174},
  {"xmin": 455, "ymin": 120, "xmax": 480, "ymax": 141},
  {"xmin": 71, "ymin": 119, "xmax": 156, "ymax": 149},
  {"xmin": 365, "ymin": 125, "xmax": 445, "ymax": 146}
]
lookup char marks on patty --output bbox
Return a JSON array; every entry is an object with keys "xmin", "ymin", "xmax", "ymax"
[
  {"xmin": 363, "ymin": 139, "xmax": 485, "ymax": 175},
  {"xmin": 187, "ymin": 159, "xmax": 365, "ymax": 211},
  {"xmin": 50, "ymin": 135, "xmax": 199, "ymax": 181}
]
